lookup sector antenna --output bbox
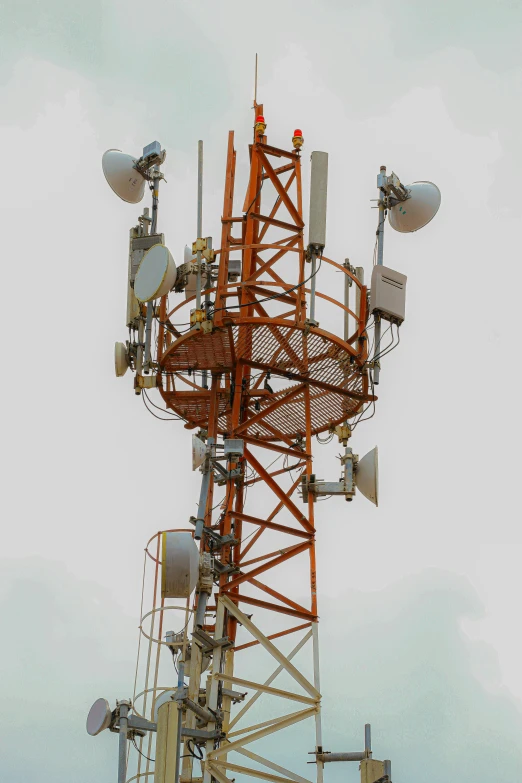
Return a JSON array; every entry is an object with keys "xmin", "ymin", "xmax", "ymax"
[{"xmin": 90, "ymin": 88, "xmax": 440, "ymax": 783}]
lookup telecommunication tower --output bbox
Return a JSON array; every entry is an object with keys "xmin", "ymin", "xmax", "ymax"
[{"xmin": 89, "ymin": 90, "xmax": 440, "ymax": 783}]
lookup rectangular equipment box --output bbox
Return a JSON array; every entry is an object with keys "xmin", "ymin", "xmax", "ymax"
[
  {"xmin": 369, "ymin": 265, "xmax": 407, "ymax": 324},
  {"xmin": 142, "ymin": 140, "xmax": 162, "ymax": 159},
  {"xmin": 224, "ymin": 439, "xmax": 244, "ymax": 458},
  {"xmin": 228, "ymin": 258, "xmax": 241, "ymax": 281}
]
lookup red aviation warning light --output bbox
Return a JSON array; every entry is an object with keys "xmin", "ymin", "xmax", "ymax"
[
  {"xmin": 254, "ymin": 114, "xmax": 266, "ymax": 136},
  {"xmin": 292, "ymin": 128, "xmax": 304, "ymax": 149}
]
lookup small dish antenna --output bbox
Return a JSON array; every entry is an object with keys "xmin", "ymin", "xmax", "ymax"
[
  {"xmin": 86, "ymin": 697, "xmax": 112, "ymax": 736},
  {"xmin": 102, "ymin": 149, "xmax": 146, "ymax": 204},
  {"xmin": 388, "ymin": 181, "xmax": 441, "ymax": 233},
  {"xmin": 134, "ymin": 244, "xmax": 177, "ymax": 303},
  {"xmin": 355, "ymin": 446, "xmax": 379, "ymax": 506},
  {"xmin": 192, "ymin": 435, "xmax": 207, "ymax": 471},
  {"xmin": 115, "ymin": 342, "xmax": 130, "ymax": 377},
  {"xmin": 162, "ymin": 532, "xmax": 200, "ymax": 599}
]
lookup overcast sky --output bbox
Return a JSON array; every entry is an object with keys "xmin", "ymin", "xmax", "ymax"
[{"xmin": 1, "ymin": 1, "xmax": 521, "ymax": 782}]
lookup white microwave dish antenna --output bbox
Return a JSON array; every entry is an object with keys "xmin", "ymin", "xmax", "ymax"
[
  {"xmin": 388, "ymin": 181, "xmax": 441, "ymax": 233},
  {"xmin": 134, "ymin": 244, "xmax": 177, "ymax": 303},
  {"xmin": 355, "ymin": 446, "xmax": 379, "ymax": 506},
  {"xmin": 162, "ymin": 531, "xmax": 200, "ymax": 599},
  {"xmin": 192, "ymin": 435, "xmax": 207, "ymax": 470},
  {"xmin": 86, "ymin": 697, "xmax": 112, "ymax": 736},
  {"xmin": 102, "ymin": 149, "xmax": 147, "ymax": 204},
  {"xmin": 114, "ymin": 342, "xmax": 129, "ymax": 377}
]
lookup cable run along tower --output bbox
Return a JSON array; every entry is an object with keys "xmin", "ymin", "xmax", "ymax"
[{"xmin": 92, "ymin": 95, "xmax": 441, "ymax": 783}]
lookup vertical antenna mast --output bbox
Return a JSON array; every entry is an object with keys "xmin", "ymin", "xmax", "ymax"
[
  {"xmin": 373, "ymin": 165, "xmax": 386, "ymax": 384},
  {"xmin": 195, "ymin": 140, "xmax": 204, "ymax": 316}
]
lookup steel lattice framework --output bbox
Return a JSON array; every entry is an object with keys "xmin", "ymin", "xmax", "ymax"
[{"xmin": 141, "ymin": 104, "xmax": 375, "ymax": 783}]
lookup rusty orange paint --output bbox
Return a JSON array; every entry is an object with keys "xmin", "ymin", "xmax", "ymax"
[{"xmin": 154, "ymin": 107, "xmax": 370, "ymax": 645}]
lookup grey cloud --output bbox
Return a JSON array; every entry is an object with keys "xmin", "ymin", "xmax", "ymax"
[
  {"xmin": 318, "ymin": 570, "xmax": 522, "ymax": 782},
  {"xmin": 374, "ymin": 0, "xmax": 522, "ymax": 72},
  {"xmin": 2, "ymin": 0, "xmax": 519, "ymax": 205},
  {"xmin": 1, "ymin": 560, "xmax": 521, "ymax": 782},
  {"xmin": 0, "ymin": 0, "xmax": 104, "ymax": 74},
  {"xmin": 0, "ymin": 558, "xmax": 136, "ymax": 783},
  {"xmin": 0, "ymin": 0, "xmax": 230, "ymax": 143}
]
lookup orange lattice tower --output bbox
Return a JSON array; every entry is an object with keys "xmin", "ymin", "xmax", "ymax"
[
  {"xmin": 95, "ymin": 81, "xmax": 440, "ymax": 782},
  {"xmin": 151, "ymin": 102, "xmax": 374, "ymax": 783}
]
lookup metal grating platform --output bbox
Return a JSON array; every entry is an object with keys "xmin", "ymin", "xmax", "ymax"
[{"xmin": 158, "ymin": 319, "xmax": 369, "ymax": 438}]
